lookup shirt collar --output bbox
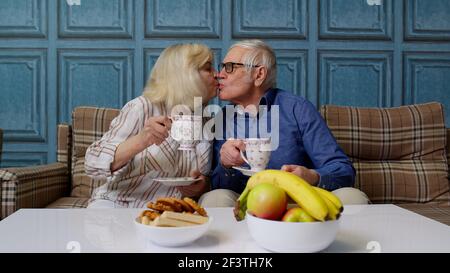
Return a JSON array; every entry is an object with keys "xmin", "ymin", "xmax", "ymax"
[{"xmin": 259, "ymin": 88, "xmax": 277, "ymax": 111}]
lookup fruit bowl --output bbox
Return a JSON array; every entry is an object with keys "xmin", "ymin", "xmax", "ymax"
[
  {"xmin": 246, "ymin": 212, "xmax": 339, "ymax": 253},
  {"xmin": 134, "ymin": 216, "xmax": 213, "ymax": 247}
]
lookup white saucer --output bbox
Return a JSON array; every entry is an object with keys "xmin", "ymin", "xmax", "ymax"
[
  {"xmin": 153, "ymin": 177, "xmax": 201, "ymax": 187},
  {"xmin": 232, "ymin": 166, "xmax": 261, "ymax": 176}
]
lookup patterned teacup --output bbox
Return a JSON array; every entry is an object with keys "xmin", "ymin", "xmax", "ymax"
[
  {"xmin": 240, "ymin": 138, "xmax": 272, "ymax": 171},
  {"xmin": 170, "ymin": 115, "xmax": 203, "ymax": 150}
]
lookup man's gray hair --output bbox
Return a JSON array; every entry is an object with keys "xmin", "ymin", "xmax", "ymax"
[{"xmin": 230, "ymin": 39, "xmax": 277, "ymax": 88}]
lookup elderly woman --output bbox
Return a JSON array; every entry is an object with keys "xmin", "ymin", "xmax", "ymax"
[{"xmin": 85, "ymin": 43, "xmax": 217, "ymax": 208}]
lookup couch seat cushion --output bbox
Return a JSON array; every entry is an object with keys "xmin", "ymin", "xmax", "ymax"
[
  {"xmin": 397, "ymin": 204, "xmax": 450, "ymax": 226},
  {"xmin": 71, "ymin": 158, "xmax": 106, "ymax": 198}
]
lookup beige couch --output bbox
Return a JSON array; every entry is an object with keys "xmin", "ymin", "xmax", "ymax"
[
  {"xmin": 320, "ymin": 102, "xmax": 450, "ymax": 225},
  {"xmin": 0, "ymin": 107, "xmax": 117, "ymax": 219},
  {"xmin": 1, "ymin": 104, "xmax": 449, "ymax": 225},
  {"xmin": 0, "ymin": 128, "xmax": 3, "ymax": 167}
]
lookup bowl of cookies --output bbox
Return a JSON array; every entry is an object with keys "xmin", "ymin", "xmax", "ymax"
[{"xmin": 134, "ymin": 197, "xmax": 212, "ymax": 247}]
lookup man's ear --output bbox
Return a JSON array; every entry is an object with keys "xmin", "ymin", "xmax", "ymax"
[{"xmin": 253, "ymin": 66, "xmax": 267, "ymax": 87}]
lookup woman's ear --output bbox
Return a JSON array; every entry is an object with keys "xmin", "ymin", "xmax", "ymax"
[{"xmin": 254, "ymin": 66, "xmax": 267, "ymax": 87}]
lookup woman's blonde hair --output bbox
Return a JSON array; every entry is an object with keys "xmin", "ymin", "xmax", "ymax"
[{"xmin": 143, "ymin": 43, "xmax": 214, "ymax": 111}]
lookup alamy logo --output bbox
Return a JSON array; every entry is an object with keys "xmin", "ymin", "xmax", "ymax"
[
  {"xmin": 66, "ymin": 241, "xmax": 81, "ymax": 253},
  {"xmin": 168, "ymin": 97, "xmax": 281, "ymax": 150},
  {"xmin": 366, "ymin": 241, "xmax": 381, "ymax": 253},
  {"xmin": 367, "ymin": 0, "xmax": 382, "ymax": 6},
  {"xmin": 66, "ymin": 0, "xmax": 81, "ymax": 6}
]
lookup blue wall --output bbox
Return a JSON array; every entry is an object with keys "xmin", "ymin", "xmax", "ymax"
[{"xmin": 1, "ymin": 0, "xmax": 450, "ymax": 167}]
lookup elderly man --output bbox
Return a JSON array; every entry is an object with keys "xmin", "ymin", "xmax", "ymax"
[{"xmin": 199, "ymin": 40, "xmax": 369, "ymax": 207}]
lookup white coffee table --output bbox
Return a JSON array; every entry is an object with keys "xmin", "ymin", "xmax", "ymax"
[{"xmin": 0, "ymin": 204, "xmax": 449, "ymax": 253}]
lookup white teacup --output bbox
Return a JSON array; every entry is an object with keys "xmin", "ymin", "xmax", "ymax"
[
  {"xmin": 240, "ymin": 138, "xmax": 272, "ymax": 171},
  {"xmin": 170, "ymin": 115, "xmax": 203, "ymax": 150}
]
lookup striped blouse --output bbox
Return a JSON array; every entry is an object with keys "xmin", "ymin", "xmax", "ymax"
[{"xmin": 84, "ymin": 96, "xmax": 212, "ymax": 208}]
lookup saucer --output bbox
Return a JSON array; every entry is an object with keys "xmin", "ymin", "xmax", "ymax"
[
  {"xmin": 232, "ymin": 166, "xmax": 261, "ymax": 176},
  {"xmin": 153, "ymin": 177, "xmax": 202, "ymax": 187}
]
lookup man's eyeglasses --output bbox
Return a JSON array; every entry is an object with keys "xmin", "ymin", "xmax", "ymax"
[{"xmin": 218, "ymin": 62, "xmax": 260, "ymax": 74}]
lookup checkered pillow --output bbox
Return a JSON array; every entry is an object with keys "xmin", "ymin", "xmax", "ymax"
[
  {"xmin": 70, "ymin": 107, "xmax": 119, "ymax": 198},
  {"xmin": 321, "ymin": 103, "xmax": 449, "ymax": 204},
  {"xmin": 57, "ymin": 124, "xmax": 72, "ymax": 166},
  {"xmin": 447, "ymin": 128, "xmax": 450, "ymax": 176},
  {"xmin": 0, "ymin": 128, "xmax": 3, "ymax": 166}
]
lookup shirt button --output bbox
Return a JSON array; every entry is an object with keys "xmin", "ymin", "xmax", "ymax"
[{"xmin": 237, "ymin": 107, "xmax": 244, "ymax": 115}]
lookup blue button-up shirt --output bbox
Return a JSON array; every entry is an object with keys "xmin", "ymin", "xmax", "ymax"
[{"xmin": 211, "ymin": 88, "xmax": 355, "ymax": 194}]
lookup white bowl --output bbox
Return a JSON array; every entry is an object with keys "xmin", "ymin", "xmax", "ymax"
[
  {"xmin": 134, "ymin": 216, "xmax": 212, "ymax": 247},
  {"xmin": 246, "ymin": 212, "xmax": 339, "ymax": 253}
]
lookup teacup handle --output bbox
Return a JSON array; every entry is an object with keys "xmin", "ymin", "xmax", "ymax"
[{"xmin": 240, "ymin": 149, "xmax": 251, "ymax": 166}]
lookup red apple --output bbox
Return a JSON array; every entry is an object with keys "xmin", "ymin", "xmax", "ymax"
[
  {"xmin": 247, "ymin": 183, "xmax": 287, "ymax": 220},
  {"xmin": 282, "ymin": 207, "xmax": 315, "ymax": 222}
]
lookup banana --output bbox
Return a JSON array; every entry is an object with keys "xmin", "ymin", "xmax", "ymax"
[
  {"xmin": 319, "ymin": 193, "xmax": 341, "ymax": 220},
  {"xmin": 313, "ymin": 186, "xmax": 343, "ymax": 213},
  {"xmin": 234, "ymin": 170, "xmax": 328, "ymax": 221},
  {"xmin": 234, "ymin": 190, "xmax": 248, "ymax": 221}
]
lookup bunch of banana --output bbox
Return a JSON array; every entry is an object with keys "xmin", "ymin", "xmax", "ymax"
[
  {"xmin": 234, "ymin": 169, "xmax": 343, "ymax": 221},
  {"xmin": 313, "ymin": 186, "xmax": 343, "ymax": 220}
]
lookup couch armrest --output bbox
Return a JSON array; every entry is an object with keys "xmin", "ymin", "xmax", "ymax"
[
  {"xmin": 57, "ymin": 124, "xmax": 72, "ymax": 167},
  {"xmin": 446, "ymin": 128, "xmax": 449, "ymax": 178},
  {"xmin": 0, "ymin": 162, "xmax": 69, "ymax": 220},
  {"xmin": 0, "ymin": 128, "xmax": 3, "ymax": 166}
]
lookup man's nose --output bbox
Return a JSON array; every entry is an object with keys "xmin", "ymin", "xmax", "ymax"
[{"xmin": 215, "ymin": 70, "xmax": 224, "ymax": 80}]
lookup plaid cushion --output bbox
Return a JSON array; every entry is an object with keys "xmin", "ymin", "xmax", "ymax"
[
  {"xmin": 0, "ymin": 128, "xmax": 3, "ymax": 166},
  {"xmin": 70, "ymin": 107, "xmax": 119, "ymax": 198},
  {"xmin": 71, "ymin": 158, "xmax": 106, "ymax": 198},
  {"xmin": 72, "ymin": 107, "xmax": 120, "ymax": 158},
  {"xmin": 0, "ymin": 163, "xmax": 69, "ymax": 220},
  {"xmin": 57, "ymin": 124, "xmax": 72, "ymax": 167},
  {"xmin": 321, "ymin": 103, "xmax": 449, "ymax": 204},
  {"xmin": 447, "ymin": 128, "xmax": 450, "ymax": 177},
  {"xmin": 397, "ymin": 204, "xmax": 450, "ymax": 226},
  {"xmin": 46, "ymin": 197, "xmax": 89, "ymax": 208}
]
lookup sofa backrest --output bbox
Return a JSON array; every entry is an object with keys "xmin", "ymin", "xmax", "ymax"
[
  {"xmin": 447, "ymin": 128, "xmax": 450, "ymax": 176},
  {"xmin": 321, "ymin": 102, "xmax": 449, "ymax": 205},
  {"xmin": 70, "ymin": 107, "xmax": 120, "ymax": 198},
  {"xmin": 0, "ymin": 128, "xmax": 3, "ymax": 166}
]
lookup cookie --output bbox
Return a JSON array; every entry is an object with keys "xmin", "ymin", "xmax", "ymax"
[
  {"xmin": 156, "ymin": 197, "xmax": 183, "ymax": 212},
  {"xmin": 139, "ymin": 210, "xmax": 161, "ymax": 220},
  {"xmin": 146, "ymin": 202, "xmax": 175, "ymax": 212},
  {"xmin": 183, "ymin": 197, "xmax": 208, "ymax": 217},
  {"xmin": 172, "ymin": 198, "xmax": 195, "ymax": 213}
]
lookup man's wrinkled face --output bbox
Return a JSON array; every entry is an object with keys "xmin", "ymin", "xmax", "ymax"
[{"xmin": 217, "ymin": 47, "xmax": 254, "ymax": 104}]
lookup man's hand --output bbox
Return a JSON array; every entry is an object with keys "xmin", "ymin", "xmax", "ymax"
[
  {"xmin": 219, "ymin": 139, "xmax": 246, "ymax": 168},
  {"xmin": 281, "ymin": 165, "xmax": 320, "ymax": 186},
  {"xmin": 176, "ymin": 169, "xmax": 210, "ymax": 198}
]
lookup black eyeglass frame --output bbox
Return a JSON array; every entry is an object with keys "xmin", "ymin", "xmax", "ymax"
[{"xmin": 218, "ymin": 62, "xmax": 260, "ymax": 74}]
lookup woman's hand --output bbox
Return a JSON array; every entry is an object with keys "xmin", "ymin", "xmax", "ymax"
[
  {"xmin": 139, "ymin": 116, "xmax": 172, "ymax": 147},
  {"xmin": 111, "ymin": 116, "xmax": 171, "ymax": 172},
  {"xmin": 176, "ymin": 170, "xmax": 210, "ymax": 198},
  {"xmin": 281, "ymin": 164, "xmax": 320, "ymax": 186}
]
